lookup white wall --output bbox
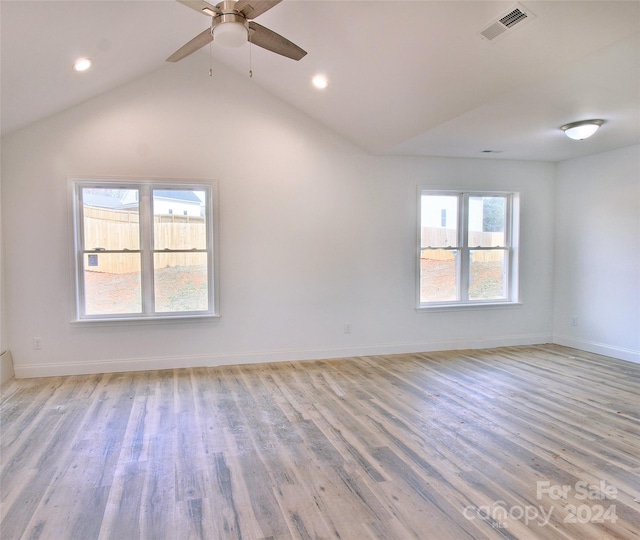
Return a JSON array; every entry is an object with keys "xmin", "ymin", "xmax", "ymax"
[
  {"xmin": 1, "ymin": 55, "xmax": 555, "ymax": 377},
  {"xmin": 0, "ymin": 155, "xmax": 4, "ymax": 357},
  {"xmin": 553, "ymin": 145, "xmax": 640, "ymax": 363},
  {"xmin": 0, "ymin": 157, "xmax": 14, "ymax": 383}
]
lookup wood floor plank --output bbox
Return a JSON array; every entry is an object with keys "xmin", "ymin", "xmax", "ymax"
[{"xmin": 1, "ymin": 344, "xmax": 639, "ymax": 539}]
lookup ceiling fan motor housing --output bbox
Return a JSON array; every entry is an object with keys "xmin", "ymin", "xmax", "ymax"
[
  {"xmin": 211, "ymin": 1, "xmax": 248, "ymax": 46},
  {"xmin": 167, "ymin": 0, "xmax": 307, "ymax": 61}
]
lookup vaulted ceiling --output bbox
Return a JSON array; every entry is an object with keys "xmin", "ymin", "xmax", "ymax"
[{"xmin": 2, "ymin": 0, "xmax": 638, "ymax": 161}]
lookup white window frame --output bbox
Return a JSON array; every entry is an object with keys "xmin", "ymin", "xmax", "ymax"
[
  {"xmin": 71, "ymin": 177, "xmax": 219, "ymax": 322},
  {"xmin": 417, "ymin": 188, "xmax": 520, "ymax": 310}
]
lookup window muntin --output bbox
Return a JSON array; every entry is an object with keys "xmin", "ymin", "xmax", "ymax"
[
  {"xmin": 73, "ymin": 180, "xmax": 217, "ymax": 320},
  {"xmin": 418, "ymin": 190, "xmax": 518, "ymax": 307}
]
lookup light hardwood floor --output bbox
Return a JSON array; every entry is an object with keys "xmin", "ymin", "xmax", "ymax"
[{"xmin": 1, "ymin": 344, "xmax": 639, "ymax": 539}]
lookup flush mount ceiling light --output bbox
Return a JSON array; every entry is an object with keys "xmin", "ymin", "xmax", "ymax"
[
  {"xmin": 560, "ymin": 119, "xmax": 604, "ymax": 140},
  {"xmin": 73, "ymin": 57, "xmax": 92, "ymax": 72}
]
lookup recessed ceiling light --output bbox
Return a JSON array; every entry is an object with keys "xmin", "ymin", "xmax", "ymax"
[
  {"xmin": 73, "ymin": 57, "xmax": 92, "ymax": 72},
  {"xmin": 312, "ymin": 74, "xmax": 328, "ymax": 90}
]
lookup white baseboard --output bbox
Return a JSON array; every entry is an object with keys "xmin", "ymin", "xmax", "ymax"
[
  {"xmin": 553, "ymin": 334, "xmax": 640, "ymax": 364},
  {"xmin": 13, "ymin": 333, "xmax": 552, "ymax": 378},
  {"xmin": 1, "ymin": 350, "xmax": 15, "ymax": 384}
]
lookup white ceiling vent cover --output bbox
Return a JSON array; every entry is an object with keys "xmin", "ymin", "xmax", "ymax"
[{"xmin": 480, "ymin": 3, "xmax": 536, "ymax": 42}]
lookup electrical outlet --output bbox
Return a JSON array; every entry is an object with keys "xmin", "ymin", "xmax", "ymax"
[
  {"xmin": 571, "ymin": 317, "xmax": 578, "ymax": 327},
  {"xmin": 33, "ymin": 337, "xmax": 42, "ymax": 350},
  {"xmin": 344, "ymin": 323, "xmax": 352, "ymax": 334}
]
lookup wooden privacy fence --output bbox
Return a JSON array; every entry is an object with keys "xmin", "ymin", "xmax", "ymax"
[
  {"xmin": 84, "ymin": 207, "xmax": 206, "ymax": 274},
  {"xmin": 421, "ymin": 227, "xmax": 505, "ymax": 262}
]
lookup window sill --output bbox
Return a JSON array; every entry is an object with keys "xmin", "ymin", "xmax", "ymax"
[
  {"xmin": 71, "ymin": 313, "xmax": 221, "ymax": 327},
  {"xmin": 416, "ymin": 301, "xmax": 522, "ymax": 313}
]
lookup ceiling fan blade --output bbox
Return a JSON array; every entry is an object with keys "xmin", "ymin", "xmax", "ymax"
[
  {"xmin": 248, "ymin": 21, "xmax": 306, "ymax": 60},
  {"xmin": 177, "ymin": 0, "xmax": 220, "ymax": 16},
  {"xmin": 166, "ymin": 28, "xmax": 213, "ymax": 62},
  {"xmin": 236, "ymin": 0, "xmax": 282, "ymax": 19}
]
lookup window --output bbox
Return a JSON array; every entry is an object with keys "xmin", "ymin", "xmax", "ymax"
[
  {"xmin": 72, "ymin": 179, "xmax": 218, "ymax": 320},
  {"xmin": 418, "ymin": 190, "xmax": 519, "ymax": 308}
]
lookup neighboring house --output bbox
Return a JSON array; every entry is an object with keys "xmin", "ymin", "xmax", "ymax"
[
  {"xmin": 421, "ymin": 196, "xmax": 485, "ymax": 231},
  {"xmin": 151, "ymin": 190, "xmax": 203, "ymax": 217},
  {"xmin": 84, "ymin": 189, "xmax": 203, "ymax": 216}
]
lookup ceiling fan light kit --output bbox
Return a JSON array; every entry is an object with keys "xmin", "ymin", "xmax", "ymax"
[
  {"xmin": 212, "ymin": 15, "xmax": 248, "ymax": 48},
  {"xmin": 167, "ymin": 0, "xmax": 306, "ymax": 62},
  {"xmin": 560, "ymin": 119, "xmax": 605, "ymax": 140}
]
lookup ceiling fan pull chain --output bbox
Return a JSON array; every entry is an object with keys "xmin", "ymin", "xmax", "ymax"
[
  {"xmin": 248, "ymin": 32, "xmax": 253, "ymax": 78},
  {"xmin": 209, "ymin": 43, "xmax": 213, "ymax": 77}
]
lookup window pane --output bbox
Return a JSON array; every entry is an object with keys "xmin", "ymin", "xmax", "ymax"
[
  {"xmin": 469, "ymin": 249, "xmax": 507, "ymax": 300},
  {"xmin": 154, "ymin": 253, "xmax": 208, "ymax": 312},
  {"xmin": 421, "ymin": 195, "xmax": 458, "ymax": 248},
  {"xmin": 153, "ymin": 190, "xmax": 206, "ymax": 250},
  {"xmin": 83, "ymin": 253, "xmax": 142, "ymax": 314},
  {"xmin": 420, "ymin": 249, "xmax": 458, "ymax": 302},
  {"xmin": 82, "ymin": 188, "xmax": 140, "ymax": 250},
  {"xmin": 468, "ymin": 196, "xmax": 506, "ymax": 247}
]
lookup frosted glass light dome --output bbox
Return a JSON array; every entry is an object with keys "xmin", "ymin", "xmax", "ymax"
[
  {"xmin": 561, "ymin": 119, "xmax": 604, "ymax": 140},
  {"xmin": 214, "ymin": 22, "xmax": 248, "ymax": 48}
]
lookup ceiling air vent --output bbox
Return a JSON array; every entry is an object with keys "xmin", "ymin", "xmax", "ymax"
[{"xmin": 480, "ymin": 3, "xmax": 536, "ymax": 42}]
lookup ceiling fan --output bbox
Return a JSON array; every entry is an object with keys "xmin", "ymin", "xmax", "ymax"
[{"xmin": 167, "ymin": 0, "xmax": 307, "ymax": 62}]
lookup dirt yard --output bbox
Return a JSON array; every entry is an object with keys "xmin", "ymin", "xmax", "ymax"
[
  {"xmin": 420, "ymin": 258, "xmax": 504, "ymax": 302},
  {"xmin": 84, "ymin": 265, "xmax": 208, "ymax": 314}
]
